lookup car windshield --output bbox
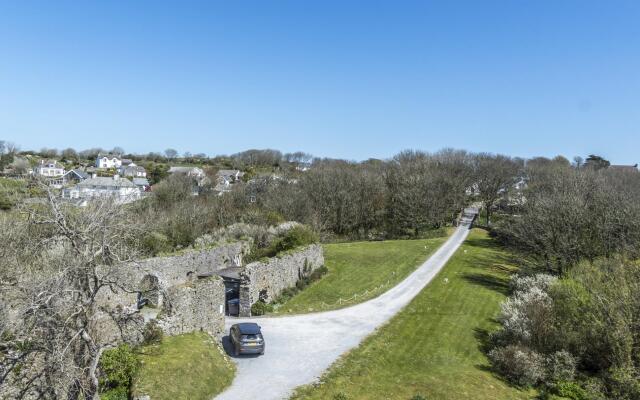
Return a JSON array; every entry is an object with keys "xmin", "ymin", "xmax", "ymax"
[{"xmin": 241, "ymin": 334, "xmax": 261, "ymax": 341}]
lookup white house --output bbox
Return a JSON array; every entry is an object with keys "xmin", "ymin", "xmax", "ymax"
[
  {"xmin": 63, "ymin": 175, "xmax": 140, "ymax": 204},
  {"xmin": 95, "ymin": 155, "xmax": 122, "ymax": 169},
  {"xmin": 34, "ymin": 160, "xmax": 65, "ymax": 177},
  {"xmin": 168, "ymin": 166, "xmax": 206, "ymax": 178},
  {"xmin": 118, "ymin": 165, "xmax": 147, "ymax": 178},
  {"xmin": 214, "ymin": 169, "xmax": 244, "ymax": 193}
]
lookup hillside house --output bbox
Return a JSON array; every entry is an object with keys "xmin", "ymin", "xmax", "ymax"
[
  {"xmin": 119, "ymin": 165, "xmax": 147, "ymax": 178},
  {"xmin": 61, "ymin": 169, "xmax": 89, "ymax": 185},
  {"xmin": 34, "ymin": 160, "xmax": 65, "ymax": 177},
  {"xmin": 214, "ymin": 169, "xmax": 244, "ymax": 193},
  {"xmin": 95, "ymin": 155, "xmax": 122, "ymax": 169},
  {"xmin": 63, "ymin": 175, "xmax": 141, "ymax": 204},
  {"xmin": 133, "ymin": 177, "xmax": 151, "ymax": 192}
]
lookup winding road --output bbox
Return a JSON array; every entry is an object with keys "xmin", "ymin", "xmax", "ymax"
[{"xmin": 215, "ymin": 210, "xmax": 477, "ymax": 400}]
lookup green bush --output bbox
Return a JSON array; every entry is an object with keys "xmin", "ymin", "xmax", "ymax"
[
  {"xmin": 142, "ymin": 231, "xmax": 172, "ymax": 256},
  {"xmin": 251, "ymin": 300, "xmax": 273, "ymax": 316},
  {"xmin": 274, "ymin": 226, "xmax": 318, "ymax": 253},
  {"xmin": 410, "ymin": 395, "xmax": 427, "ymax": 400},
  {"xmin": 100, "ymin": 387, "xmax": 129, "ymax": 400},
  {"xmin": 0, "ymin": 194, "xmax": 13, "ymax": 210},
  {"xmin": 99, "ymin": 344, "xmax": 140, "ymax": 394},
  {"xmin": 552, "ymin": 381, "xmax": 589, "ymax": 400},
  {"xmin": 143, "ymin": 320, "xmax": 164, "ymax": 345},
  {"xmin": 333, "ymin": 393, "xmax": 349, "ymax": 400}
]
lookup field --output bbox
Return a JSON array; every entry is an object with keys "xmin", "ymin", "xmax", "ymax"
[
  {"xmin": 272, "ymin": 233, "xmax": 450, "ymax": 314},
  {"xmin": 132, "ymin": 332, "xmax": 235, "ymax": 400},
  {"xmin": 291, "ymin": 229, "xmax": 536, "ymax": 400}
]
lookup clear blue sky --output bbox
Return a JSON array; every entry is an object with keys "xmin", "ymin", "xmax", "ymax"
[{"xmin": 1, "ymin": 1, "xmax": 639, "ymax": 162}]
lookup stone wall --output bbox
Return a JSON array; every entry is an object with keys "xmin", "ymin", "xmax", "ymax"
[
  {"xmin": 238, "ymin": 244, "xmax": 324, "ymax": 316},
  {"xmin": 159, "ymin": 276, "xmax": 226, "ymax": 338},
  {"xmin": 92, "ymin": 241, "xmax": 248, "ymax": 345}
]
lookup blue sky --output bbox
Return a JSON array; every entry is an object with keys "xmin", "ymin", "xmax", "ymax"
[{"xmin": 1, "ymin": 1, "xmax": 639, "ymax": 162}]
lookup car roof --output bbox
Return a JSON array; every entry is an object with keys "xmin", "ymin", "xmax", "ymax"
[{"xmin": 236, "ymin": 322, "xmax": 261, "ymax": 334}]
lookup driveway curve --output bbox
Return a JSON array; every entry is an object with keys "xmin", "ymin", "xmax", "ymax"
[{"xmin": 216, "ymin": 215, "xmax": 476, "ymax": 400}]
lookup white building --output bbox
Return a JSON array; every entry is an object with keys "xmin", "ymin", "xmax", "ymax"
[
  {"xmin": 96, "ymin": 155, "xmax": 122, "ymax": 169},
  {"xmin": 34, "ymin": 160, "xmax": 65, "ymax": 177},
  {"xmin": 168, "ymin": 166, "xmax": 206, "ymax": 178},
  {"xmin": 63, "ymin": 175, "xmax": 141, "ymax": 204},
  {"xmin": 118, "ymin": 165, "xmax": 147, "ymax": 178}
]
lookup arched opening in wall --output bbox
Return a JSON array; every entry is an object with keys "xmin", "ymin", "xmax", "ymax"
[{"xmin": 137, "ymin": 274, "xmax": 163, "ymax": 321}]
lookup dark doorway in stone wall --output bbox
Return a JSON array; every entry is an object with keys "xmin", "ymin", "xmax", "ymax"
[
  {"xmin": 224, "ymin": 280, "xmax": 240, "ymax": 316},
  {"xmin": 138, "ymin": 274, "xmax": 162, "ymax": 309},
  {"xmin": 215, "ymin": 267, "xmax": 243, "ymax": 317},
  {"xmin": 137, "ymin": 274, "xmax": 163, "ymax": 322}
]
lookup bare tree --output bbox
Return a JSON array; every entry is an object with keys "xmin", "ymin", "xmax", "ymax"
[
  {"xmin": 164, "ymin": 148, "xmax": 178, "ymax": 160},
  {"xmin": 111, "ymin": 147, "xmax": 125, "ymax": 157},
  {"xmin": 472, "ymin": 153, "xmax": 520, "ymax": 225},
  {"xmin": 0, "ymin": 187, "xmax": 142, "ymax": 399}
]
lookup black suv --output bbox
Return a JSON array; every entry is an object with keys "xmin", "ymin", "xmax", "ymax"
[{"xmin": 229, "ymin": 323, "xmax": 265, "ymax": 356}]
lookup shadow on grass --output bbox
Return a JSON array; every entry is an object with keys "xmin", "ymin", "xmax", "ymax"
[{"xmin": 463, "ymin": 273, "xmax": 510, "ymax": 296}]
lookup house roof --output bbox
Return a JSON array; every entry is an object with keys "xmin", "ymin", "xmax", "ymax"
[
  {"xmin": 122, "ymin": 165, "xmax": 146, "ymax": 173},
  {"xmin": 121, "ymin": 158, "xmax": 134, "ymax": 165},
  {"xmin": 63, "ymin": 169, "xmax": 89, "ymax": 180},
  {"xmin": 77, "ymin": 177, "xmax": 136, "ymax": 188},
  {"xmin": 133, "ymin": 178, "xmax": 150, "ymax": 186},
  {"xmin": 217, "ymin": 169, "xmax": 243, "ymax": 177},
  {"xmin": 97, "ymin": 154, "xmax": 121, "ymax": 159},
  {"xmin": 169, "ymin": 166, "xmax": 197, "ymax": 173},
  {"xmin": 38, "ymin": 159, "xmax": 63, "ymax": 168}
]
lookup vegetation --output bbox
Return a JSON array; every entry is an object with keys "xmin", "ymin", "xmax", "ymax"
[
  {"xmin": 487, "ymin": 157, "xmax": 640, "ymax": 398},
  {"xmin": 98, "ymin": 344, "xmax": 140, "ymax": 399},
  {"xmin": 132, "ymin": 332, "xmax": 235, "ymax": 400},
  {"xmin": 292, "ymin": 230, "xmax": 535, "ymax": 399},
  {"xmin": 245, "ymin": 225, "xmax": 319, "ymax": 263},
  {"xmin": 273, "ymin": 233, "xmax": 450, "ymax": 314}
]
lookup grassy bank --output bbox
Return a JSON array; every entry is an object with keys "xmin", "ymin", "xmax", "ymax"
[
  {"xmin": 132, "ymin": 332, "xmax": 235, "ymax": 400},
  {"xmin": 272, "ymin": 232, "xmax": 450, "ymax": 314},
  {"xmin": 291, "ymin": 229, "xmax": 536, "ymax": 400}
]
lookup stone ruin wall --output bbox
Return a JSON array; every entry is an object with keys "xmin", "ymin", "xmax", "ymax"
[
  {"xmin": 238, "ymin": 244, "xmax": 324, "ymax": 316},
  {"xmin": 93, "ymin": 241, "xmax": 249, "ymax": 346}
]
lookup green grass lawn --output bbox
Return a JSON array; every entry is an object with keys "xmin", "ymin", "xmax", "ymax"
[
  {"xmin": 272, "ymin": 233, "xmax": 450, "ymax": 314},
  {"xmin": 291, "ymin": 229, "xmax": 537, "ymax": 400},
  {"xmin": 132, "ymin": 332, "xmax": 235, "ymax": 400}
]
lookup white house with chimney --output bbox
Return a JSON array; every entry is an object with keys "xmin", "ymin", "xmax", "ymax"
[
  {"xmin": 34, "ymin": 160, "xmax": 65, "ymax": 177},
  {"xmin": 95, "ymin": 155, "xmax": 122, "ymax": 169}
]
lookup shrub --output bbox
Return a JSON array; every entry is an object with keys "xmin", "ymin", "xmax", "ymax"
[
  {"xmin": 142, "ymin": 231, "xmax": 172, "ymax": 256},
  {"xmin": 0, "ymin": 194, "xmax": 13, "ymax": 210},
  {"xmin": 100, "ymin": 387, "xmax": 129, "ymax": 400},
  {"xmin": 99, "ymin": 344, "xmax": 140, "ymax": 394},
  {"xmin": 143, "ymin": 320, "xmax": 164, "ymax": 345},
  {"xmin": 251, "ymin": 300, "xmax": 273, "ymax": 316},
  {"xmin": 545, "ymin": 351, "xmax": 576, "ymax": 382},
  {"xmin": 274, "ymin": 225, "xmax": 318, "ymax": 253},
  {"xmin": 606, "ymin": 366, "xmax": 640, "ymax": 400},
  {"xmin": 410, "ymin": 395, "xmax": 427, "ymax": 400},
  {"xmin": 510, "ymin": 274, "xmax": 557, "ymax": 294},
  {"xmin": 333, "ymin": 393, "xmax": 349, "ymax": 400},
  {"xmin": 488, "ymin": 345, "xmax": 546, "ymax": 386},
  {"xmin": 498, "ymin": 276, "xmax": 554, "ymax": 347},
  {"xmin": 552, "ymin": 381, "xmax": 589, "ymax": 400}
]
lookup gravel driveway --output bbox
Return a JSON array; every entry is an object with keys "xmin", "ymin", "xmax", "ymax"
[{"xmin": 215, "ymin": 217, "xmax": 475, "ymax": 400}]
